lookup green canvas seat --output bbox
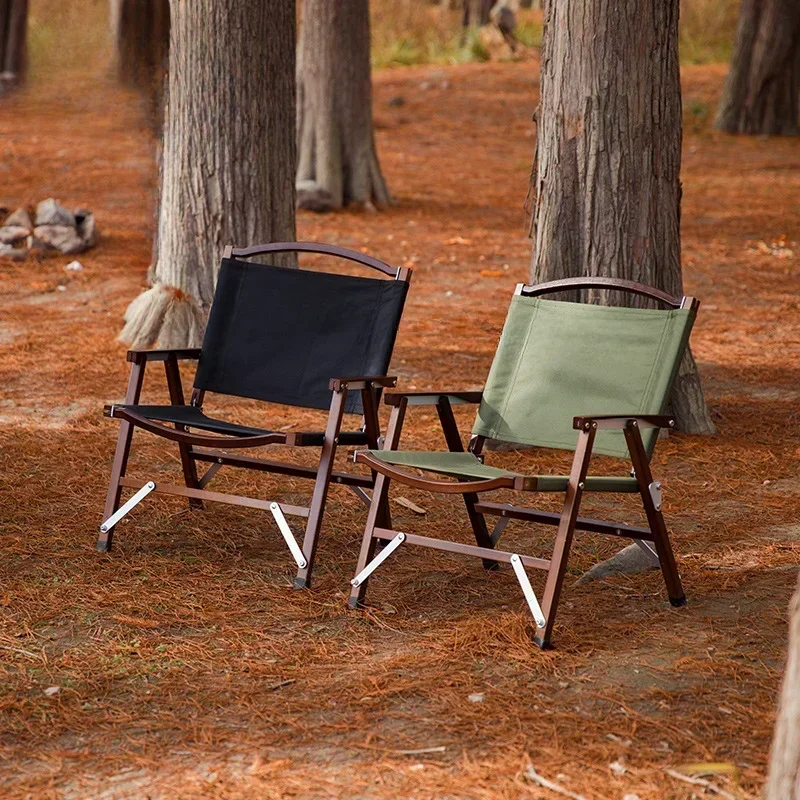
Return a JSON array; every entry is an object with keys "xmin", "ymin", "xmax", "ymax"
[
  {"xmin": 368, "ymin": 450, "xmax": 639, "ymax": 492},
  {"xmin": 348, "ymin": 277, "xmax": 699, "ymax": 650}
]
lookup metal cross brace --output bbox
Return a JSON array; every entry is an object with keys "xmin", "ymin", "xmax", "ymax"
[
  {"xmin": 509, "ymin": 553, "xmax": 547, "ymax": 629},
  {"xmin": 351, "ymin": 532, "xmax": 406, "ymax": 587},
  {"xmin": 269, "ymin": 503, "xmax": 307, "ymax": 569},
  {"xmin": 99, "ymin": 481, "xmax": 156, "ymax": 534}
]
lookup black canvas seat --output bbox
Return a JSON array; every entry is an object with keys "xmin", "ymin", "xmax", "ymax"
[
  {"xmin": 100, "ymin": 242, "xmax": 411, "ymax": 589},
  {"xmin": 113, "ymin": 404, "xmax": 372, "ymax": 446}
]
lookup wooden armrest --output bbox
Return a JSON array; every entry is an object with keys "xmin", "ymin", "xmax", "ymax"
[
  {"xmin": 126, "ymin": 348, "xmax": 202, "ymax": 364},
  {"xmin": 573, "ymin": 414, "xmax": 675, "ymax": 430},
  {"xmin": 328, "ymin": 376, "xmax": 398, "ymax": 391},
  {"xmin": 384, "ymin": 391, "xmax": 483, "ymax": 407}
]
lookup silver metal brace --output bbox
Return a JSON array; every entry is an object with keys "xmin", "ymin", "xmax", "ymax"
[
  {"xmin": 351, "ymin": 532, "xmax": 405, "ymax": 587},
  {"xmin": 634, "ymin": 539, "xmax": 660, "ymax": 566},
  {"xmin": 648, "ymin": 481, "xmax": 663, "ymax": 511},
  {"xmin": 269, "ymin": 502, "xmax": 307, "ymax": 569},
  {"xmin": 99, "ymin": 481, "xmax": 156, "ymax": 533},
  {"xmin": 509, "ymin": 554, "xmax": 547, "ymax": 629},
  {"xmin": 347, "ymin": 485, "xmax": 372, "ymax": 509}
]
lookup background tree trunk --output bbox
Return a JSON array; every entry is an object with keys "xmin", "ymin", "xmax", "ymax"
[
  {"xmin": 462, "ymin": 0, "xmax": 493, "ymax": 27},
  {"xmin": 112, "ymin": 0, "xmax": 170, "ymax": 129},
  {"xmin": 120, "ymin": 0, "xmax": 296, "ymax": 350},
  {"xmin": 0, "ymin": 0, "xmax": 28, "ymax": 88},
  {"xmin": 296, "ymin": 0, "xmax": 390, "ymax": 211},
  {"xmin": 766, "ymin": 573, "xmax": 800, "ymax": 799},
  {"xmin": 715, "ymin": 0, "xmax": 800, "ymax": 135},
  {"xmin": 528, "ymin": 0, "xmax": 715, "ymax": 435}
]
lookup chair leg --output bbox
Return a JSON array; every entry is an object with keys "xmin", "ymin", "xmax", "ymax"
[
  {"xmin": 293, "ymin": 388, "xmax": 347, "ymax": 590},
  {"xmin": 98, "ymin": 361, "xmax": 144, "ymax": 552},
  {"xmin": 463, "ymin": 492, "xmax": 499, "ymax": 571},
  {"xmin": 347, "ymin": 472, "xmax": 390, "ymax": 609},
  {"xmin": 624, "ymin": 422, "xmax": 685, "ymax": 606},
  {"xmin": 347, "ymin": 398, "xmax": 408, "ymax": 608},
  {"xmin": 435, "ymin": 398, "xmax": 497, "ymax": 570},
  {"xmin": 534, "ymin": 425, "xmax": 596, "ymax": 649},
  {"xmin": 164, "ymin": 355, "xmax": 203, "ymax": 509}
]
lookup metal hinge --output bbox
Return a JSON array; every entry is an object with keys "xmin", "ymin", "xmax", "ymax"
[{"xmin": 648, "ymin": 481, "xmax": 663, "ymax": 511}]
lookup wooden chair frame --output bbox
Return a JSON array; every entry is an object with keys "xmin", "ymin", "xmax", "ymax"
[
  {"xmin": 347, "ymin": 278, "xmax": 697, "ymax": 649},
  {"xmin": 99, "ymin": 242, "xmax": 411, "ymax": 590}
]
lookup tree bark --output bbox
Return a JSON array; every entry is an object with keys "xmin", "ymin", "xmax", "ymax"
[
  {"xmin": 112, "ymin": 0, "xmax": 170, "ymax": 129},
  {"xmin": 0, "ymin": 0, "xmax": 28, "ymax": 86},
  {"xmin": 528, "ymin": 0, "xmax": 715, "ymax": 435},
  {"xmin": 462, "ymin": 0, "xmax": 493, "ymax": 27},
  {"xmin": 715, "ymin": 0, "xmax": 800, "ymax": 136},
  {"xmin": 120, "ymin": 0, "xmax": 296, "ymax": 350},
  {"xmin": 296, "ymin": 0, "xmax": 390, "ymax": 211},
  {"xmin": 766, "ymin": 573, "xmax": 800, "ymax": 799}
]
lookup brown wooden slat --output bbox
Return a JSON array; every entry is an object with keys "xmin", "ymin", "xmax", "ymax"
[
  {"xmin": 372, "ymin": 527, "xmax": 550, "ymax": 571},
  {"xmin": 473, "ymin": 501, "xmax": 655, "ymax": 541},
  {"xmin": 118, "ymin": 477, "xmax": 310, "ymax": 517}
]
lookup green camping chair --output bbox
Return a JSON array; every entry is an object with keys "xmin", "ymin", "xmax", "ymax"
[{"xmin": 348, "ymin": 277, "xmax": 699, "ymax": 649}]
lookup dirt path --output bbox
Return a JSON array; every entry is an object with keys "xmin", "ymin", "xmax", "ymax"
[{"xmin": 0, "ymin": 61, "xmax": 798, "ymax": 799}]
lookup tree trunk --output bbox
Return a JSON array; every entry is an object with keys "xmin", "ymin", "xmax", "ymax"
[
  {"xmin": 296, "ymin": 0, "xmax": 390, "ymax": 211},
  {"xmin": 528, "ymin": 0, "xmax": 715, "ymax": 435},
  {"xmin": 112, "ymin": 0, "xmax": 170, "ymax": 129},
  {"xmin": 120, "ymin": 0, "xmax": 296, "ymax": 350},
  {"xmin": 715, "ymin": 0, "xmax": 800, "ymax": 136},
  {"xmin": 766, "ymin": 573, "xmax": 800, "ymax": 799},
  {"xmin": 462, "ymin": 0, "xmax": 493, "ymax": 27},
  {"xmin": 0, "ymin": 0, "xmax": 28, "ymax": 87}
]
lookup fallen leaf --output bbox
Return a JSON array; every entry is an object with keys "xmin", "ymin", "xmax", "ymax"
[
  {"xmin": 676, "ymin": 761, "xmax": 739, "ymax": 778},
  {"xmin": 445, "ymin": 236, "xmax": 471, "ymax": 245},
  {"xmin": 395, "ymin": 496, "xmax": 426, "ymax": 514},
  {"xmin": 480, "ymin": 269, "xmax": 503, "ymax": 277}
]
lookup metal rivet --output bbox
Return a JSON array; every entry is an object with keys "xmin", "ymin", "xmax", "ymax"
[
  {"xmin": 578, "ymin": 481, "xmax": 585, "ymax": 490},
  {"xmin": 584, "ymin": 423, "xmax": 590, "ymax": 430},
  {"xmin": 591, "ymin": 422, "xmax": 597, "ymax": 429},
  {"xmin": 632, "ymin": 420, "xmax": 638, "ymax": 427},
  {"xmin": 669, "ymin": 420, "xmax": 675, "ymax": 427}
]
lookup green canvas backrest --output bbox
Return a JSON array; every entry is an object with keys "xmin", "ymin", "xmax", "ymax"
[{"xmin": 472, "ymin": 286, "xmax": 696, "ymax": 459}]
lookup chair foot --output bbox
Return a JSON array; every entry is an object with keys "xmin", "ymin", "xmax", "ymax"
[
  {"xmin": 346, "ymin": 595, "xmax": 364, "ymax": 610},
  {"xmin": 670, "ymin": 594, "xmax": 687, "ymax": 608},
  {"xmin": 533, "ymin": 635, "xmax": 553, "ymax": 650},
  {"xmin": 96, "ymin": 538, "xmax": 111, "ymax": 553},
  {"xmin": 293, "ymin": 576, "xmax": 311, "ymax": 590},
  {"xmin": 482, "ymin": 559, "xmax": 500, "ymax": 571}
]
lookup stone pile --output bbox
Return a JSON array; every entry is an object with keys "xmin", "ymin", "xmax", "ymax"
[{"xmin": 0, "ymin": 199, "xmax": 98, "ymax": 260}]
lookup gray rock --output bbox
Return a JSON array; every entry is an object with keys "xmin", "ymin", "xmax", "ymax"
[
  {"xmin": 296, "ymin": 180, "xmax": 335, "ymax": 213},
  {"xmin": 35, "ymin": 198, "xmax": 75, "ymax": 228},
  {"xmin": 576, "ymin": 543, "xmax": 658, "ymax": 584},
  {"xmin": 75, "ymin": 209, "xmax": 98, "ymax": 247},
  {"xmin": 32, "ymin": 224, "xmax": 86, "ymax": 254},
  {"xmin": 3, "ymin": 206, "xmax": 32, "ymax": 230},
  {"xmin": 0, "ymin": 225, "xmax": 30, "ymax": 245}
]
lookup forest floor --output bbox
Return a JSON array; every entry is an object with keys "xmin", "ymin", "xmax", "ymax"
[{"xmin": 0, "ymin": 58, "xmax": 799, "ymax": 800}]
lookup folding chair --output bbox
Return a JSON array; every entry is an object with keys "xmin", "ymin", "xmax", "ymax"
[
  {"xmin": 99, "ymin": 242, "xmax": 411, "ymax": 589},
  {"xmin": 348, "ymin": 277, "xmax": 698, "ymax": 649}
]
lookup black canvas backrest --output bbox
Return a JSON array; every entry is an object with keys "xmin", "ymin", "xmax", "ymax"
[{"xmin": 194, "ymin": 256, "xmax": 409, "ymax": 414}]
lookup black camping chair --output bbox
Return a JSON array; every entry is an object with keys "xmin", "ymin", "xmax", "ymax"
[{"xmin": 99, "ymin": 242, "xmax": 411, "ymax": 588}]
